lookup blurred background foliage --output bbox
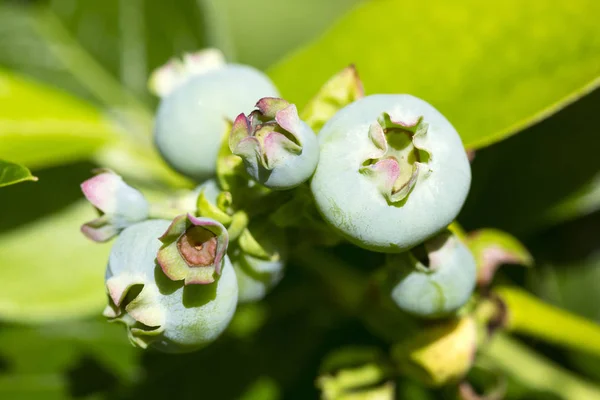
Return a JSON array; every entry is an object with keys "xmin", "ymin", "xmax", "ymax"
[{"xmin": 0, "ymin": 0, "xmax": 598, "ymax": 398}]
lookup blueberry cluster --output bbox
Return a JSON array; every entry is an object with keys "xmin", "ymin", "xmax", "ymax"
[{"xmin": 81, "ymin": 49, "xmax": 476, "ymax": 353}]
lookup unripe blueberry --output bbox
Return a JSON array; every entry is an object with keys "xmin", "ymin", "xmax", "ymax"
[
  {"xmin": 386, "ymin": 231, "xmax": 476, "ymax": 318},
  {"xmin": 152, "ymin": 49, "xmax": 279, "ymax": 181},
  {"xmin": 229, "ymin": 98, "xmax": 319, "ymax": 190},
  {"xmin": 80, "ymin": 170, "xmax": 149, "ymax": 242},
  {"xmin": 311, "ymin": 95, "xmax": 471, "ymax": 252},
  {"xmin": 104, "ymin": 220, "xmax": 238, "ymax": 353}
]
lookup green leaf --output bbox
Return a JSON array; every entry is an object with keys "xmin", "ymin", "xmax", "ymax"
[
  {"xmin": 268, "ymin": 0, "xmax": 600, "ymax": 149},
  {"xmin": 0, "ymin": 201, "xmax": 110, "ymax": 322},
  {"xmin": 0, "ymin": 160, "xmax": 37, "ymax": 187},
  {"xmin": 0, "ymin": 69, "xmax": 118, "ymax": 169},
  {"xmin": 301, "ymin": 66, "xmax": 364, "ymax": 132},
  {"xmin": 0, "ymin": 319, "xmax": 139, "ymax": 398},
  {"xmin": 48, "ymin": 0, "xmax": 207, "ymax": 101},
  {"xmin": 0, "ymin": 6, "xmax": 193, "ymax": 189},
  {"xmin": 201, "ymin": 0, "xmax": 363, "ymax": 69},
  {"xmin": 0, "ymin": 2, "xmax": 204, "ymax": 108}
]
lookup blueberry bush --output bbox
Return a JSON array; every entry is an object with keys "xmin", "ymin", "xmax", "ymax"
[{"xmin": 0, "ymin": 0, "xmax": 599, "ymax": 399}]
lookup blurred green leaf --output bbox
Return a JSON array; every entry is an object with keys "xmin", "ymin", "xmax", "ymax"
[
  {"xmin": 0, "ymin": 2, "xmax": 205, "ymax": 106},
  {"xmin": 0, "ymin": 319, "xmax": 139, "ymax": 399},
  {"xmin": 48, "ymin": 0, "xmax": 207, "ymax": 100},
  {"xmin": 0, "ymin": 374, "xmax": 66, "ymax": 400},
  {"xmin": 0, "ymin": 160, "xmax": 37, "ymax": 188},
  {"xmin": 0, "ymin": 69, "xmax": 118, "ymax": 169},
  {"xmin": 269, "ymin": 0, "xmax": 600, "ymax": 149},
  {"xmin": 528, "ymin": 254, "xmax": 600, "ymax": 384},
  {"xmin": 0, "ymin": 4, "xmax": 145, "ymax": 119},
  {"xmin": 0, "ymin": 5, "xmax": 201, "ymax": 188},
  {"xmin": 0, "ymin": 201, "xmax": 109, "ymax": 322},
  {"xmin": 529, "ymin": 256, "xmax": 600, "ymax": 323},
  {"xmin": 543, "ymin": 174, "xmax": 600, "ymax": 228},
  {"xmin": 202, "ymin": 0, "xmax": 363, "ymax": 69},
  {"xmin": 301, "ymin": 66, "xmax": 364, "ymax": 133},
  {"xmin": 460, "ymin": 90, "xmax": 599, "ymax": 235},
  {"xmin": 238, "ymin": 377, "xmax": 280, "ymax": 400}
]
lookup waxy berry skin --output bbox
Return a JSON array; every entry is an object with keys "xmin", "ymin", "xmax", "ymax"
[
  {"xmin": 311, "ymin": 94, "xmax": 471, "ymax": 253},
  {"xmin": 154, "ymin": 65, "xmax": 279, "ymax": 181},
  {"xmin": 104, "ymin": 220, "xmax": 238, "ymax": 353},
  {"xmin": 388, "ymin": 232, "xmax": 476, "ymax": 318}
]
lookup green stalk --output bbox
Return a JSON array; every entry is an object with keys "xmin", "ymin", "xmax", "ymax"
[
  {"xmin": 495, "ymin": 286, "xmax": 600, "ymax": 357},
  {"xmin": 482, "ymin": 334, "xmax": 600, "ymax": 399}
]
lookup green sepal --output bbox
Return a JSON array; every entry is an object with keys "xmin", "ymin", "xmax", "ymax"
[
  {"xmin": 197, "ymin": 188, "xmax": 233, "ymax": 225},
  {"xmin": 301, "ymin": 65, "xmax": 364, "ymax": 132},
  {"xmin": 157, "ymin": 214, "xmax": 229, "ymax": 285},
  {"xmin": 238, "ymin": 228, "xmax": 274, "ymax": 261},
  {"xmin": 227, "ymin": 210, "xmax": 249, "ymax": 242},
  {"xmin": 216, "ymin": 120, "xmax": 248, "ymax": 192},
  {"xmin": 156, "ymin": 240, "xmax": 189, "ymax": 281}
]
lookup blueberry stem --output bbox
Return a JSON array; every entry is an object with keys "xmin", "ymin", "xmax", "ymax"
[
  {"xmin": 495, "ymin": 286, "xmax": 600, "ymax": 357},
  {"xmin": 482, "ymin": 334, "xmax": 600, "ymax": 399}
]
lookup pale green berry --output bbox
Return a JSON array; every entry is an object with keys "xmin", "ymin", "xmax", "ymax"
[
  {"xmin": 311, "ymin": 94, "xmax": 471, "ymax": 252},
  {"xmin": 152, "ymin": 49, "xmax": 279, "ymax": 181},
  {"xmin": 103, "ymin": 219, "xmax": 238, "ymax": 353},
  {"xmin": 229, "ymin": 97, "xmax": 319, "ymax": 190},
  {"xmin": 387, "ymin": 231, "xmax": 476, "ymax": 318}
]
